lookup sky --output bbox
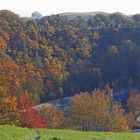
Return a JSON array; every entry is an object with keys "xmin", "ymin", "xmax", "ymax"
[{"xmin": 0, "ymin": 0, "xmax": 140, "ymax": 17}]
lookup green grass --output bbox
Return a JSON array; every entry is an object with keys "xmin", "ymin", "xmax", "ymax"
[
  {"xmin": 38, "ymin": 129, "xmax": 140, "ymax": 140},
  {"xmin": 0, "ymin": 125, "xmax": 140, "ymax": 140},
  {"xmin": 0, "ymin": 125, "xmax": 35, "ymax": 140}
]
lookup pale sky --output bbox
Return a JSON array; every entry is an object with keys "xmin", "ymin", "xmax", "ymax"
[{"xmin": 0, "ymin": 0, "xmax": 140, "ymax": 17}]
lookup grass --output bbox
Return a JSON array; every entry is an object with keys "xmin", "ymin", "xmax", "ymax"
[
  {"xmin": 0, "ymin": 125, "xmax": 35, "ymax": 140},
  {"xmin": 0, "ymin": 125, "xmax": 140, "ymax": 140},
  {"xmin": 38, "ymin": 129, "xmax": 140, "ymax": 140}
]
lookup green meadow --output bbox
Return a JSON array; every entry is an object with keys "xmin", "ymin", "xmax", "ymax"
[
  {"xmin": 0, "ymin": 125, "xmax": 35, "ymax": 140},
  {"xmin": 0, "ymin": 125, "xmax": 140, "ymax": 140},
  {"xmin": 38, "ymin": 129, "xmax": 140, "ymax": 140}
]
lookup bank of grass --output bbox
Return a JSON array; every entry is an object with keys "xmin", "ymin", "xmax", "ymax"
[
  {"xmin": 0, "ymin": 125, "xmax": 140, "ymax": 140},
  {"xmin": 0, "ymin": 125, "xmax": 35, "ymax": 140},
  {"xmin": 38, "ymin": 129, "xmax": 140, "ymax": 140}
]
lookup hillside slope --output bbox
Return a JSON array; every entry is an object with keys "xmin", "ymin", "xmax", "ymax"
[{"xmin": 0, "ymin": 10, "xmax": 140, "ymax": 103}]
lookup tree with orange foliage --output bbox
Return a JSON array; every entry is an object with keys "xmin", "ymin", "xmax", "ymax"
[
  {"xmin": 0, "ymin": 58, "xmax": 21, "ymax": 96},
  {"xmin": 20, "ymin": 63, "xmax": 45, "ymax": 102},
  {"xmin": 39, "ymin": 104, "xmax": 65, "ymax": 129},
  {"xmin": 0, "ymin": 57, "xmax": 46, "ymax": 127},
  {"xmin": 70, "ymin": 92, "xmax": 93, "ymax": 130},
  {"xmin": 0, "ymin": 58, "xmax": 21, "ymax": 125},
  {"xmin": 44, "ymin": 56, "xmax": 67, "ymax": 98},
  {"xmin": 18, "ymin": 94, "xmax": 47, "ymax": 128},
  {"xmin": 70, "ymin": 89, "xmax": 129, "ymax": 132},
  {"xmin": 108, "ymin": 102, "xmax": 129, "ymax": 132}
]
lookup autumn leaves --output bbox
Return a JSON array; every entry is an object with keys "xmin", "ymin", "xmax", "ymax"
[{"xmin": 70, "ymin": 90, "xmax": 129, "ymax": 131}]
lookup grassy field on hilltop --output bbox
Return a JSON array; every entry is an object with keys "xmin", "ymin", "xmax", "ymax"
[{"xmin": 0, "ymin": 125, "xmax": 140, "ymax": 140}]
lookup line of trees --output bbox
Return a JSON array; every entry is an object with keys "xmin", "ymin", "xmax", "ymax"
[{"xmin": 0, "ymin": 74, "xmax": 140, "ymax": 131}]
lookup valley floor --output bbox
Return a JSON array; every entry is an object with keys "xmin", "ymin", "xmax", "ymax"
[{"xmin": 0, "ymin": 125, "xmax": 140, "ymax": 140}]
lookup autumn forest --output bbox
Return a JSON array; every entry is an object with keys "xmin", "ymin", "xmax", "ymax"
[{"xmin": 0, "ymin": 10, "xmax": 140, "ymax": 131}]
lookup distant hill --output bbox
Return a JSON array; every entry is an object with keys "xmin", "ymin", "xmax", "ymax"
[
  {"xmin": 58, "ymin": 11, "xmax": 109, "ymax": 20},
  {"xmin": 59, "ymin": 11, "xmax": 109, "ymax": 16}
]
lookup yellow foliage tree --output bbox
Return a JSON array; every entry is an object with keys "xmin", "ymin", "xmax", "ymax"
[
  {"xmin": 0, "ymin": 96, "xmax": 20, "ymax": 125},
  {"xmin": 70, "ymin": 89, "xmax": 129, "ymax": 132},
  {"xmin": 39, "ymin": 104, "xmax": 65, "ymax": 129}
]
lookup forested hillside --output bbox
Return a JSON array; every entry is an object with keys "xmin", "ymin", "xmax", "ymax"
[
  {"xmin": 1, "ymin": 10, "xmax": 140, "ymax": 130},
  {"xmin": 1, "ymin": 10, "xmax": 140, "ymax": 102}
]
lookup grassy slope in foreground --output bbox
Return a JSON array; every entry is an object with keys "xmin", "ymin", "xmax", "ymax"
[
  {"xmin": 0, "ymin": 125, "xmax": 35, "ymax": 140},
  {"xmin": 0, "ymin": 125, "xmax": 140, "ymax": 140},
  {"xmin": 39, "ymin": 129, "xmax": 140, "ymax": 140}
]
